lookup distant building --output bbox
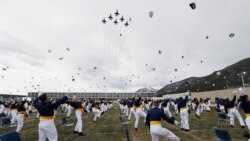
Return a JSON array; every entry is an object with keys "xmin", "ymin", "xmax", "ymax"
[
  {"xmin": 0, "ymin": 94, "xmax": 26, "ymax": 100},
  {"xmin": 28, "ymin": 92, "xmax": 156, "ymax": 99}
]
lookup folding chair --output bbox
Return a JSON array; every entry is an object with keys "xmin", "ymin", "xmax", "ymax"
[
  {"xmin": 214, "ymin": 127, "xmax": 232, "ymax": 141},
  {"xmin": 0, "ymin": 113, "xmax": 6, "ymax": 118},
  {"xmin": 0, "ymin": 132, "xmax": 20, "ymax": 141},
  {"xmin": 218, "ymin": 113, "xmax": 227, "ymax": 126},
  {"xmin": 61, "ymin": 117, "xmax": 74, "ymax": 127},
  {"xmin": 216, "ymin": 109, "xmax": 221, "ymax": 113},
  {"xmin": 1, "ymin": 117, "xmax": 11, "ymax": 127}
]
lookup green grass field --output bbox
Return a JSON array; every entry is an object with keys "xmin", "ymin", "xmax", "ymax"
[{"xmin": 0, "ymin": 105, "xmax": 249, "ymax": 141}]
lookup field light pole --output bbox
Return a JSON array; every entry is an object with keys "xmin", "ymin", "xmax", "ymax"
[{"xmin": 238, "ymin": 72, "xmax": 246, "ymax": 92}]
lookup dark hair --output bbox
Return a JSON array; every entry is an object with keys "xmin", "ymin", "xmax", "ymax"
[
  {"xmin": 153, "ymin": 100, "xmax": 160, "ymax": 107},
  {"xmin": 39, "ymin": 94, "xmax": 48, "ymax": 102}
]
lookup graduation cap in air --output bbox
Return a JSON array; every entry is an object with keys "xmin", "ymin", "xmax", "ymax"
[
  {"xmin": 59, "ymin": 58, "xmax": 64, "ymax": 60},
  {"xmin": 216, "ymin": 72, "xmax": 221, "ymax": 76},
  {"xmin": 149, "ymin": 11, "xmax": 153, "ymax": 18},
  {"xmin": 174, "ymin": 68, "xmax": 178, "ymax": 72},
  {"xmin": 2, "ymin": 68, "xmax": 7, "ymax": 71},
  {"xmin": 129, "ymin": 17, "xmax": 132, "ymax": 22},
  {"xmin": 229, "ymin": 33, "xmax": 234, "ymax": 38},
  {"xmin": 152, "ymin": 68, "xmax": 156, "ymax": 71},
  {"xmin": 48, "ymin": 50, "xmax": 52, "ymax": 53},
  {"xmin": 66, "ymin": 48, "xmax": 70, "ymax": 51},
  {"xmin": 182, "ymin": 56, "xmax": 184, "ymax": 59},
  {"xmin": 158, "ymin": 50, "xmax": 162, "ymax": 54},
  {"xmin": 206, "ymin": 36, "xmax": 209, "ymax": 39},
  {"xmin": 189, "ymin": 2, "xmax": 196, "ymax": 9}
]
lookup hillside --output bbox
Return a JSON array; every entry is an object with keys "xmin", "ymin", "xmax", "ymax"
[{"xmin": 157, "ymin": 58, "xmax": 250, "ymax": 96}]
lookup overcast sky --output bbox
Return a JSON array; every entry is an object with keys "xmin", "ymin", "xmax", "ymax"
[{"xmin": 0, "ymin": 0, "xmax": 249, "ymax": 95}]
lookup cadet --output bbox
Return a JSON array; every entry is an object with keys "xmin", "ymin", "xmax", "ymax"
[
  {"xmin": 16, "ymin": 100, "xmax": 28, "ymax": 134},
  {"xmin": 146, "ymin": 101, "xmax": 180, "ymax": 141},
  {"xmin": 177, "ymin": 96, "xmax": 189, "ymax": 131},
  {"xmin": 225, "ymin": 95, "xmax": 245, "ymax": 128},
  {"xmin": 134, "ymin": 96, "xmax": 147, "ymax": 131},
  {"xmin": 34, "ymin": 92, "xmax": 68, "ymax": 141},
  {"xmin": 69, "ymin": 96, "xmax": 85, "ymax": 136},
  {"xmin": 10, "ymin": 101, "xmax": 18, "ymax": 124},
  {"xmin": 240, "ymin": 94, "xmax": 250, "ymax": 140}
]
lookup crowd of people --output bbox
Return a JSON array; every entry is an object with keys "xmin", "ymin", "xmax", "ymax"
[
  {"xmin": 0, "ymin": 92, "xmax": 113, "ymax": 141},
  {"xmin": 0, "ymin": 90, "xmax": 250, "ymax": 141},
  {"xmin": 118, "ymin": 91, "xmax": 250, "ymax": 141}
]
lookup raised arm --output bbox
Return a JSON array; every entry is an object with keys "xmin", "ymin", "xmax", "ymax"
[
  {"xmin": 49, "ymin": 96, "xmax": 68, "ymax": 110},
  {"xmin": 161, "ymin": 110, "xmax": 174, "ymax": 124}
]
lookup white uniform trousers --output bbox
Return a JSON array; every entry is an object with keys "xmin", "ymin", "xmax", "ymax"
[
  {"xmin": 191, "ymin": 102, "xmax": 196, "ymax": 110},
  {"xmin": 0, "ymin": 105, "xmax": 5, "ymax": 114},
  {"xmin": 229, "ymin": 108, "xmax": 245, "ymax": 126},
  {"xmin": 4, "ymin": 108, "xmax": 10, "ymax": 117},
  {"xmin": 39, "ymin": 119, "xmax": 57, "ymax": 141},
  {"xmin": 245, "ymin": 117, "xmax": 250, "ymax": 141},
  {"xmin": 180, "ymin": 109, "xmax": 189, "ymax": 130},
  {"xmin": 11, "ymin": 109, "xmax": 17, "ymax": 124},
  {"xmin": 128, "ymin": 107, "xmax": 135, "ymax": 120},
  {"xmin": 93, "ymin": 108, "xmax": 101, "ymax": 122},
  {"xmin": 196, "ymin": 105, "xmax": 201, "ymax": 116},
  {"xmin": 150, "ymin": 125, "xmax": 180, "ymax": 141},
  {"xmin": 66, "ymin": 105, "xmax": 73, "ymax": 118},
  {"xmin": 16, "ymin": 114, "xmax": 24, "ymax": 133},
  {"xmin": 74, "ymin": 110, "xmax": 83, "ymax": 132},
  {"xmin": 36, "ymin": 112, "xmax": 40, "ymax": 118},
  {"xmin": 124, "ymin": 105, "xmax": 129, "ymax": 116},
  {"xmin": 163, "ymin": 107, "xmax": 172, "ymax": 118},
  {"xmin": 134, "ymin": 108, "xmax": 147, "ymax": 128}
]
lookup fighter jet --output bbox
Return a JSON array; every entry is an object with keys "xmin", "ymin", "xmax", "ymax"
[
  {"xmin": 114, "ymin": 19, "xmax": 118, "ymax": 25},
  {"xmin": 108, "ymin": 14, "xmax": 113, "ymax": 20},
  {"xmin": 120, "ymin": 16, "xmax": 124, "ymax": 22},
  {"xmin": 102, "ymin": 18, "xmax": 107, "ymax": 24},
  {"xmin": 124, "ymin": 21, "xmax": 129, "ymax": 27},
  {"xmin": 114, "ymin": 10, "xmax": 119, "ymax": 16}
]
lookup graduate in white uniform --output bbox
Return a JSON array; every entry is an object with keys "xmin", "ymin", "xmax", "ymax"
[
  {"xmin": 34, "ymin": 92, "xmax": 68, "ymax": 141},
  {"xmin": 146, "ymin": 100, "xmax": 180, "ymax": 141}
]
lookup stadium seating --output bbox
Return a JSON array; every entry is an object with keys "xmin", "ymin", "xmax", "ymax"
[{"xmin": 0, "ymin": 132, "xmax": 20, "ymax": 141}]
